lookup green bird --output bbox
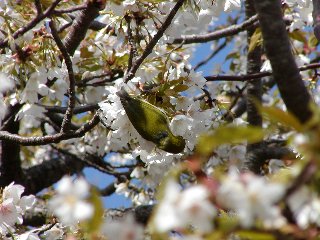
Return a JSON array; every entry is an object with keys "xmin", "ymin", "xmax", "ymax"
[{"xmin": 116, "ymin": 88, "xmax": 185, "ymax": 154}]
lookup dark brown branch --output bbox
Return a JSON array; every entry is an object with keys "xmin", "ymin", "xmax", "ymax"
[
  {"xmin": 246, "ymin": 145, "xmax": 297, "ymax": 174},
  {"xmin": 313, "ymin": 0, "xmax": 320, "ymax": 42},
  {"xmin": 244, "ymin": 0, "xmax": 263, "ymax": 173},
  {"xmin": 173, "ymin": 14, "xmax": 258, "ymax": 44},
  {"xmin": 0, "ymin": 104, "xmax": 23, "ymax": 188},
  {"xmin": 45, "ymin": 112, "xmax": 79, "ymax": 131},
  {"xmin": 223, "ymin": 77, "xmax": 276, "ymax": 122},
  {"xmin": 63, "ymin": 0, "xmax": 105, "ymax": 56},
  {"xmin": 64, "ymin": 14, "xmax": 112, "ymax": 32},
  {"xmin": 49, "ymin": 20, "xmax": 76, "ymax": 132},
  {"xmin": 0, "ymin": 113, "xmax": 100, "ymax": 145},
  {"xmin": 34, "ymin": 0, "xmax": 42, "ymax": 14},
  {"xmin": 77, "ymin": 70, "xmax": 124, "ymax": 87},
  {"xmin": 100, "ymin": 182, "xmax": 116, "ymax": 196},
  {"xmin": 205, "ymin": 63, "xmax": 320, "ymax": 82},
  {"xmin": 0, "ymin": 0, "xmax": 62, "ymax": 48},
  {"xmin": 124, "ymin": 0, "xmax": 185, "ymax": 83},
  {"xmin": 23, "ymin": 155, "xmax": 86, "ymax": 194},
  {"xmin": 23, "ymin": 200, "xmax": 48, "ymax": 226},
  {"xmin": 53, "ymin": 4, "xmax": 87, "ymax": 14},
  {"xmin": 54, "ymin": 147, "xmax": 123, "ymax": 176},
  {"xmin": 254, "ymin": 0, "xmax": 312, "ymax": 123},
  {"xmin": 40, "ymin": 103, "xmax": 98, "ymax": 114}
]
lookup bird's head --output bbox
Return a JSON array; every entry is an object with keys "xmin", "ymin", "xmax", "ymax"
[{"xmin": 158, "ymin": 134, "xmax": 186, "ymax": 154}]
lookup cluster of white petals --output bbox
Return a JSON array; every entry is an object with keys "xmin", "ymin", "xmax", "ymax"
[
  {"xmin": 154, "ymin": 179, "xmax": 217, "ymax": 233},
  {"xmin": 217, "ymin": 168, "xmax": 286, "ymax": 228},
  {"xmin": 48, "ymin": 176, "xmax": 94, "ymax": 226},
  {"xmin": 0, "ymin": 183, "xmax": 36, "ymax": 235}
]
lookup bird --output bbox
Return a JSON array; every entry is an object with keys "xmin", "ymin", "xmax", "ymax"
[{"xmin": 116, "ymin": 88, "xmax": 185, "ymax": 154}]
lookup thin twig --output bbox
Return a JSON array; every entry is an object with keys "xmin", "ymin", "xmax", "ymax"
[
  {"xmin": 205, "ymin": 62, "xmax": 320, "ymax": 81},
  {"xmin": 81, "ymin": 73, "xmax": 113, "ymax": 84},
  {"xmin": 49, "ymin": 20, "xmax": 76, "ymax": 132},
  {"xmin": 124, "ymin": 0, "xmax": 185, "ymax": 83},
  {"xmin": 173, "ymin": 14, "xmax": 258, "ymax": 44},
  {"xmin": 125, "ymin": 16, "xmax": 137, "ymax": 74},
  {"xmin": 0, "ymin": 0, "xmax": 62, "ymax": 48}
]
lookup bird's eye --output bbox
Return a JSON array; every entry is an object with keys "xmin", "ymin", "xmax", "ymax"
[{"xmin": 155, "ymin": 131, "xmax": 168, "ymax": 140}]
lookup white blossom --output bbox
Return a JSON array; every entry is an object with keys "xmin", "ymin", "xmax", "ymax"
[
  {"xmin": 101, "ymin": 214, "xmax": 144, "ymax": 240},
  {"xmin": 288, "ymin": 187, "xmax": 320, "ymax": 229},
  {"xmin": 217, "ymin": 168, "xmax": 286, "ymax": 228},
  {"xmin": 48, "ymin": 177, "xmax": 94, "ymax": 226},
  {"xmin": 42, "ymin": 225, "xmax": 64, "ymax": 240},
  {"xmin": 0, "ymin": 183, "xmax": 36, "ymax": 235},
  {"xmin": 154, "ymin": 180, "xmax": 216, "ymax": 233}
]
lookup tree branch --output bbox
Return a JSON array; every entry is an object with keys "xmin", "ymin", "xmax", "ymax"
[
  {"xmin": 205, "ymin": 63, "xmax": 320, "ymax": 81},
  {"xmin": 254, "ymin": 0, "xmax": 312, "ymax": 123},
  {"xmin": 63, "ymin": 0, "xmax": 105, "ymax": 56},
  {"xmin": 244, "ymin": 0, "xmax": 263, "ymax": 173},
  {"xmin": 313, "ymin": 0, "xmax": 320, "ymax": 42},
  {"xmin": 124, "ymin": 0, "xmax": 185, "ymax": 83},
  {"xmin": 53, "ymin": 4, "xmax": 87, "ymax": 14},
  {"xmin": 40, "ymin": 103, "xmax": 98, "ymax": 114},
  {"xmin": 0, "ymin": 113, "xmax": 100, "ymax": 145},
  {"xmin": 49, "ymin": 20, "xmax": 76, "ymax": 132},
  {"xmin": 173, "ymin": 14, "xmax": 258, "ymax": 44},
  {"xmin": 23, "ymin": 155, "xmax": 86, "ymax": 194},
  {"xmin": 0, "ymin": 104, "xmax": 23, "ymax": 188}
]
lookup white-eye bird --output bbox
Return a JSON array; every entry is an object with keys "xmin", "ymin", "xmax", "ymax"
[{"xmin": 116, "ymin": 88, "xmax": 185, "ymax": 154}]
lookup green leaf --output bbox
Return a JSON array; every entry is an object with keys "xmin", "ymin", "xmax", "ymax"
[
  {"xmin": 289, "ymin": 29, "xmax": 307, "ymax": 44},
  {"xmin": 308, "ymin": 33, "xmax": 319, "ymax": 48},
  {"xmin": 173, "ymin": 84, "xmax": 189, "ymax": 92},
  {"xmin": 197, "ymin": 125, "xmax": 265, "ymax": 155},
  {"xmin": 84, "ymin": 188, "xmax": 104, "ymax": 234},
  {"xmin": 225, "ymin": 51, "xmax": 239, "ymax": 61},
  {"xmin": 259, "ymin": 105, "xmax": 303, "ymax": 131},
  {"xmin": 248, "ymin": 28, "xmax": 262, "ymax": 53},
  {"xmin": 217, "ymin": 210, "xmax": 239, "ymax": 232},
  {"xmin": 236, "ymin": 230, "xmax": 276, "ymax": 240}
]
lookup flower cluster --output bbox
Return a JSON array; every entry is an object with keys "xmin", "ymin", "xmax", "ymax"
[
  {"xmin": 0, "ymin": 183, "xmax": 36, "ymax": 235},
  {"xmin": 48, "ymin": 177, "xmax": 94, "ymax": 226}
]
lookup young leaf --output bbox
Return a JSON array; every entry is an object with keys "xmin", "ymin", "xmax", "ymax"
[
  {"xmin": 248, "ymin": 28, "xmax": 262, "ymax": 53},
  {"xmin": 259, "ymin": 106, "xmax": 303, "ymax": 131},
  {"xmin": 197, "ymin": 125, "xmax": 265, "ymax": 155}
]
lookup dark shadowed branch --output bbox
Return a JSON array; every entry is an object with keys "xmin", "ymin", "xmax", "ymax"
[
  {"xmin": 254, "ymin": 0, "xmax": 312, "ymax": 123},
  {"xmin": 63, "ymin": 0, "xmax": 105, "ymax": 56},
  {"xmin": 244, "ymin": 0, "xmax": 263, "ymax": 173},
  {"xmin": 313, "ymin": 0, "xmax": 320, "ymax": 41}
]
